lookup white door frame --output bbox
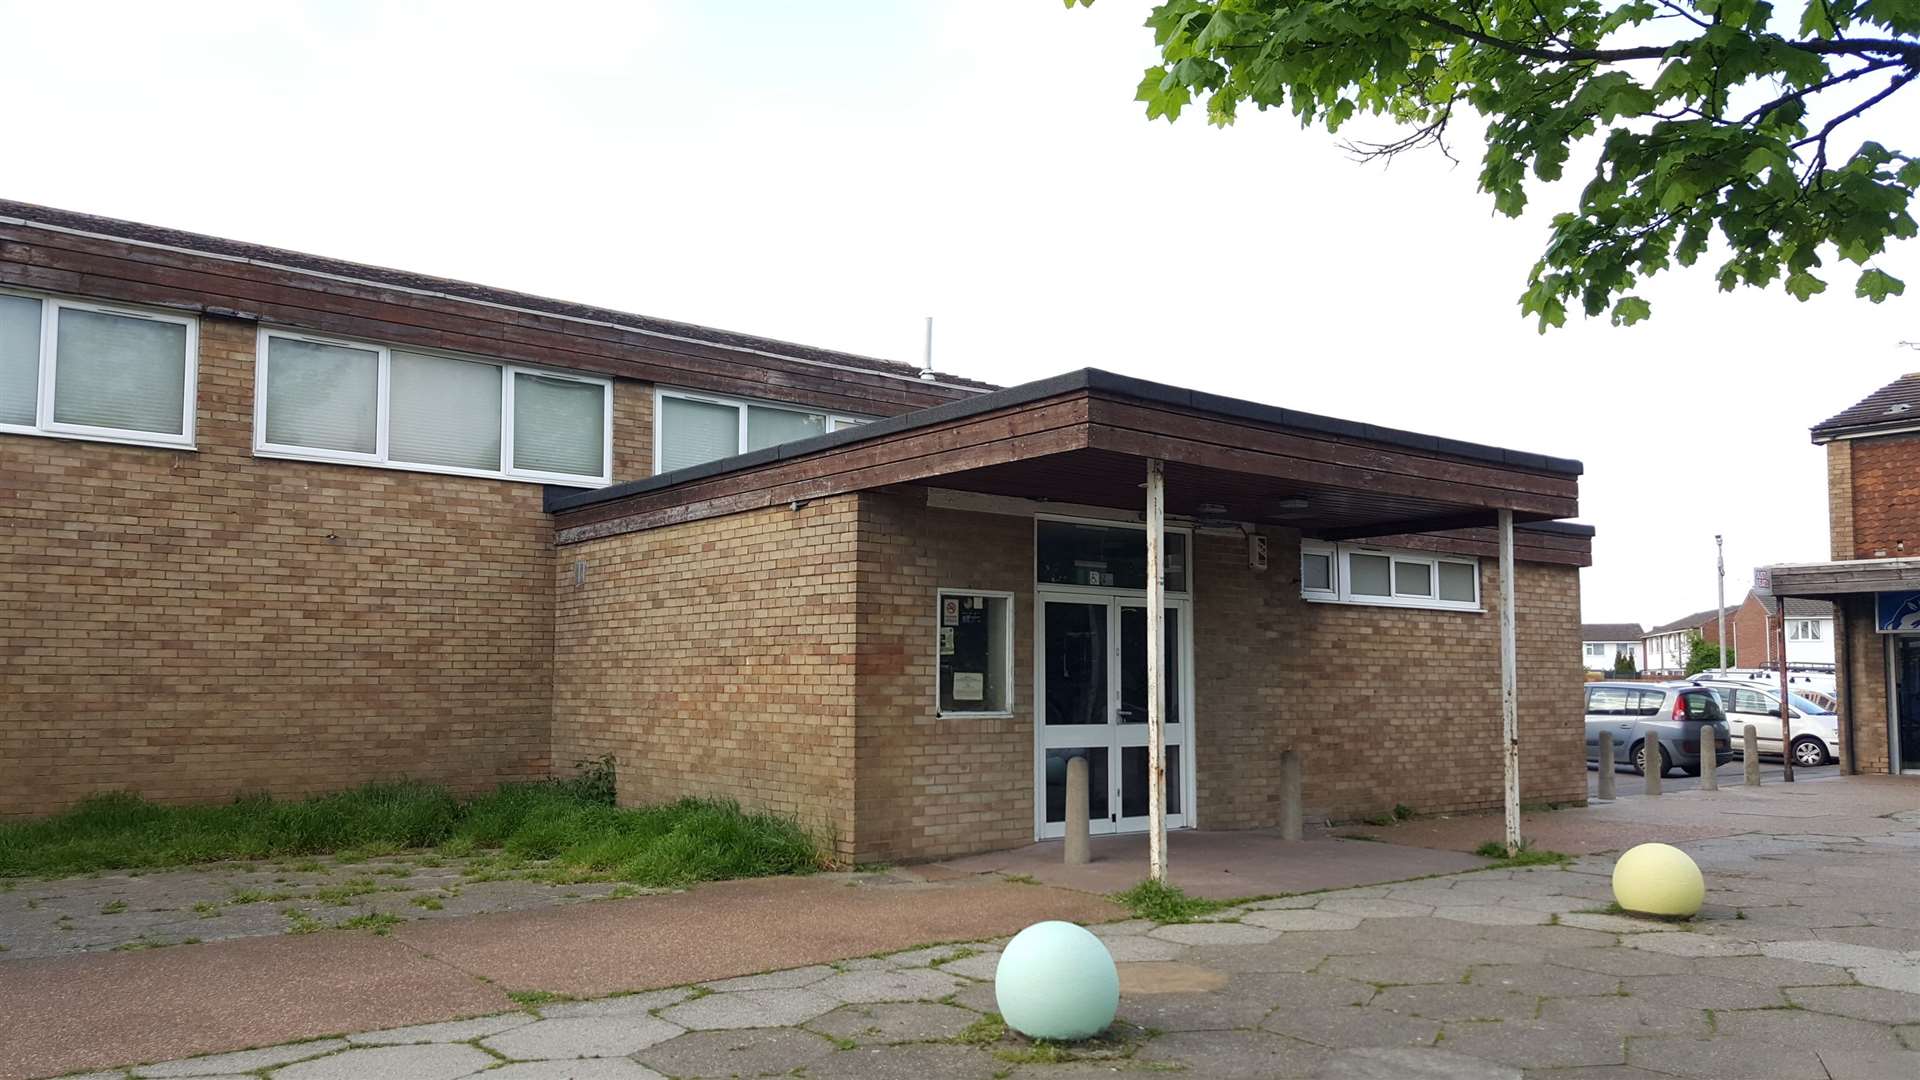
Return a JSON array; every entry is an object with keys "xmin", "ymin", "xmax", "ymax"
[{"xmin": 1033, "ymin": 589, "xmax": 1197, "ymax": 839}]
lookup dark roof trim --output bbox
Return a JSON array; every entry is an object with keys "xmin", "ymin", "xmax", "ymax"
[
  {"xmin": 0, "ymin": 198, "xmax": 998, "ymax": 394},
  {"xmin": 1810, "ymin": 372, "xmax": 1920, "ymax": 442},
  {"xmin": 1581, "ymin": 623, "xmax": 1645, "ymax": 641},
  {"xmin": 546, "ymin": 368, "xmax": 1585, "ymax": 514}
]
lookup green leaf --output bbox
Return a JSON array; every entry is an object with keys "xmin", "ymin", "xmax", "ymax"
[
  {"xmin": 1610, "ymin": 296, "xmax": 1653, "ymax": 326},
  {"xmin": 1856, "ymin": 268, "xmax": 1907, "ymax": 302},
  {"xmin": 1785, "ymin": 271, "xmax": 1829, "ymax": 301}
]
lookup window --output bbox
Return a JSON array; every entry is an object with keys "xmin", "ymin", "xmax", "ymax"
[
  {"xmin": 255, "ymin": 329, "xmax": 610, "ymax": 486},
  {"xmin": 1036, "ymin": 519, "xmax": 1189, "ymax": 592},
  {"xmin": 938, "ymin": 590, "xmax": 1012, "ymax": 715},
  {"xmin": 1586, "ymin": 643, "xmax": 1608, "ymax": 657},
  {"xmin": 0, "ymin": 289, "xmax": 197, "ymax": 448},
  {"xmin": 1300, "ymin": 541, "xmax": 1479, "ymax": 611},
  {"xmin": 1789, "ymin": 619, "xmax": 1822, "ymax": 641},
  {"xmin": 655, "ymin": 388, "xmax": 869, "ymax": 474},
  {"xmin": 1586, "ymin": 686, "xmax": 1630, "ymax": 715}
]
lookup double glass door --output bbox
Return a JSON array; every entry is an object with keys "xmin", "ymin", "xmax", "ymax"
[{"xmin": 1037, "ymin": 592, "xmax": 1192, "ymax": 838}]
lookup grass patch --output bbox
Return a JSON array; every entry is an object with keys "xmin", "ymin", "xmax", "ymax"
[
  {"xmin": 1112, "ymin": 879, "xmax": 1233, "ymax": 923},
  {"xmin": 507, "ymin": 989, "xmax": 576, "ymax": 1008},
  {"xmin": 336, "ymin": 912, "xmax": 403, "ymax": 936},
  {"xmin": 954, "ymin": 1013, "xmax": 1009, "ymax": 1045},
  {"xmin": 99, "ymin": 899, "xmax": 126, "ymax": 915},
  {"xmin": 0, "ymin": 759, "xmax": 829, "ymax": 889},
  {"xmin": 409, "ymin": 895, "xmax": 444, "ymax": 911},
  {"xmin": 1472, "ymin": 840, "xmax": 1574, "ymax": 868}
]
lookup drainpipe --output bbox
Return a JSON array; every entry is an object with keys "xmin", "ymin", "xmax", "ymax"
[
  {"xmin": 1837, "ymin": 599, "xmax": 1856, "ymax": 774},
  {"xmin": 1499, "ymin": 510, "xmax": 1520, "ymax": 855},
  {"xmin": 1145, "ymin": 458, "xmax": 1168, "ymax": 882}
]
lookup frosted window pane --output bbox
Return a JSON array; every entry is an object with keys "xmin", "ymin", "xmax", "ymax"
[
  {"xmin": 1301, "ymin": 551, "xmax": 1331, "ymax": 592},
  {"xmin": 53, "ymin": 308, "xmax": 188, "ymax": 435},
  {"xmin": 1394, "ymin": 560, "xmax": 1432, "ymax": 597},
  {"xmin": 0, "ymin": 294, "xmax": 40, "ymax": 426},
  {"xmin": 264, "ymin": 336, "xmax": 378, "ymax": 453},
  {"xmin": 390, "ymin": 351, "xmax": 501, "ymax": 471},
  {"xmin": 1349, "ymin": 554, "xmax": 1390, "ymax": 596},
  {"xmin": 1438, "ymin": 561, "xmax": 1477, "ymax": 602},
  {"xmin": 746, "ymin": 405, "xmax": 827, "ymax": 451},
  {"xmin": 512, "ymin": 373, "xmax": 605, "ymax": 478},
  {"xmin": 660, "ymin": 396, "xmax": 739, "ymax": 472}
]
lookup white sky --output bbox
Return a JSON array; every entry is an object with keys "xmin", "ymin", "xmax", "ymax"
[{"xmin": 4, "ymin": 0, "xmax": 1915, "ymax": 627}]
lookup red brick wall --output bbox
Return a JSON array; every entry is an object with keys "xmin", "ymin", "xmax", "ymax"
[
  {"xmin": 1, "ymin": 316, "xmax": 574, "ymax": 816},
  {"xmin": 550, "ymin": 498, "xmax": 862, "ymax": 856},
  {"xmin": 1730, "ymin": 593, "xmax": 1771, "ymax": 669},
  {"xmin": 1845, "ymin": 432, "xmax": 1920, "ymax": 559}
]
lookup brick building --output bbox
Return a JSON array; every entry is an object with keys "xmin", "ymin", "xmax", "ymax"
[
  {"xmin": 1, "ymin": 200, "xmax": 1594, "ymax": 861},
  {"xmin": 1640, "ymin": 607, "xmax": 1730, "ymax": 675},
  {"xmin": 1764, "ymin": 373, "xmax": 1920, "ymax": 777},
  {"xmin": 1727, "ymin": 591, "xmax": 1834, "ymax": 670}
]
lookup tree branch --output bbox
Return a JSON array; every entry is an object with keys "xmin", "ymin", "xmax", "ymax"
[{"xmin": 1410, "ymin": 12, "xmax": 1920, "ymax": 66}]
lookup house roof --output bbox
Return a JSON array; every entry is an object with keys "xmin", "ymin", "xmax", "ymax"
[
  {"xmin": 1811, "ymin": 373, "xmax": 1920, "ymax": 442},
  {"xmin": 1647, "ymin": 607, "xmax": 1730, "ymax": 636},
  {"xmin": 1755, "ymin": 595, "xmax": 1834, "ymax": 618},
  {"xmin": 1581, "ymin": 623, "xmax": 1644, "ymax": 642},
  {"xmin": 548, "ymin": 367, "xmax": 1591, "ymax": 561},
  {"xmin": 0, "ymin": 198, "xmax": 999, "ymax": 394}
]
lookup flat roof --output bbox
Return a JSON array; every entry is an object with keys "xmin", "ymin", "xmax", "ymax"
[
  {"xmin": 549, "ymin": 368, "xmax": 1584, "ymax": 515},
  {"xmin": 1764, "ymin": 558, "xmax": 1920, "ymax": 596}
]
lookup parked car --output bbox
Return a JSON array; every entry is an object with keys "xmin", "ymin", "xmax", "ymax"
[
  {"xmin": 1689, "ymin": 667, "xmax": 1836, "ymax": 699},
  {"xmin": 1584, "ymin": 682, "xmax": 1735, "ymax": 777},
  {"xmin": 1694, "ymin": 681, "xmax": 1840, "ymax": 767}
]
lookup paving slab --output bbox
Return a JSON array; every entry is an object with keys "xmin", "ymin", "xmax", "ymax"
[
  {"xmin": 1135, "ymin": 1029, "xmax": 1328, "ymax": 1078},
  {"xmin": 134, "ymin": 1041, "xmax": 349, "ymax": 1077},
  {"xmin": 1432, "ymin": 1020, "xmax": 1627, "ymax": 1070},
  {"xmin": 1786, "ymin": 984, "xmax": 1920, "ymax": 1024},
  {"xmin": 806, "ymin": 1002, "xmax": 980, "ymax": 1045},
  {"xmin": 1624, "ymin": 1036, "xmax": 1828, "ymax": 1079},
  {"xmin": 1816, "ymin": 1048, "xmax": 1920, "ymax": 1080},
  {"xmin": 801, "ymin": 1043, "xmax": 1005, "ymax": 1079},
  {"xmin": 811, "ymin": 966, "xmax": 967, "ymax": 1004},
  {"xmin": 481, "ymin": 1015, "xmax": 684, "ymax": 1059},
  {"xmin": 634, "ymin": 1028, "xmax": 840, "ymax": 1077},
  {"xmin": 1313, "ymin": 1046, "xmax": 1520, "ymax": 1079},
  {"xmin": 273, "ymin": 1043, "xmax": 495, "ymax": 1080},
  {"xmin": 347, "ymin": 1013, "xmax": 532, "ymax": 1045},
  {"xmin": 476, "ymin": 1063, "xmax": 667, "ymax": 1080},
  {"xmin": 656, "ymin": 988, "xmax": 838, "ymax": 1030}
]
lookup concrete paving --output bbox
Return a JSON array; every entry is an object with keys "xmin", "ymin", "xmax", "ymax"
[{"xmin": 8, "ymin": 777, "xmax": 1920, "ymax": 1079}]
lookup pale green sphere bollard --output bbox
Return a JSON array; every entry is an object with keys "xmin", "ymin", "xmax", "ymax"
[
  {"xmin": 994, "ymin": 920, "xmax": 1119, "ymax": 1040},
  {"xmin": 1611, "ymin": 842, "xmax": 1705, "ymax": 917}
]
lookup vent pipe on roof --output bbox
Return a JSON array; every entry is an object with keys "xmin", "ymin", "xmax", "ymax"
[{"xmin": 920, "ymin": 316, "xmax": 937, "ymax": 380}]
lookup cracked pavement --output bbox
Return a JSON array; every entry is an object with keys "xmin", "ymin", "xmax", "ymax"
[{"xmin": 46, "ymin": 801, "xmax": 1920, "ymax": 1080}]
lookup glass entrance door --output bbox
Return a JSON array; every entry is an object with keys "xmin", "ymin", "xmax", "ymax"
[
  {"xmin": 1036, "ymin": 593, "xmax": 1192, "ymax": 839},
  {"xmin": 1897, "ymin": 636, "xmax": 1920, "ymax": 773}
]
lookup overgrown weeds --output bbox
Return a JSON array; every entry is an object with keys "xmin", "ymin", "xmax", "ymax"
[
  {"xmin": 1473, "ymin": 840, "xmax": 1574, "ymax": 867},
  {"xmin": 0, "ymin": 758, "xmax": 830, "ymax": 887},
  {"xmin": 1112, "ymin": 878, "xmax": 1234, "ymax": 923}
]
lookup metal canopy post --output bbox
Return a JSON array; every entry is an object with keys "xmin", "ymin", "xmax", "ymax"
[
  {"xmin": 1146, "ymin": 458, "xmax": 1168, "ymax": 882},
  {"xmin": 1499, "ymin": 509, "xmax": 1522, "ymax": 855}
]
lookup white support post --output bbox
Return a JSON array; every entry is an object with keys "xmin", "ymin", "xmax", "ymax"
[
  {"xmin": 1499, "ymin": 509, "xmax": 1521, "ymax": 856},
  {"xmin": 1146, "ymin": 459, "xmax": 1168, "ymax": 883}
]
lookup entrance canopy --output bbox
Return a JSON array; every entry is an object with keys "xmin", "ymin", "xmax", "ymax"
[{"xmin": 550, "ymin": 368, "xmax": 1589, "ymax": 559}]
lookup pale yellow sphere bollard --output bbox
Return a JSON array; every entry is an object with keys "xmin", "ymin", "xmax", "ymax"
[{"xmin": 1611, "ymin": 842, "xmax": 1704, "ymax": 918}]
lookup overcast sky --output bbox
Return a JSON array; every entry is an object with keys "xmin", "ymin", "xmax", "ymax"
[{"xmin": 5, "ymin": 1, "xmax": 1915, "ymax": 626}]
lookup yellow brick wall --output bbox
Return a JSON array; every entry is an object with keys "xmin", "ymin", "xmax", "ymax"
[
  {"xmin": 0, "ymin": 316, "xmax": 641, "ymax": 815},
  {"xmin": 551, "ymin": 498, "xmax": 862, "ymax": 856},
  {"xmin": 1193, "ymin": 529, "xmax": 1587, "ymax": 827}
]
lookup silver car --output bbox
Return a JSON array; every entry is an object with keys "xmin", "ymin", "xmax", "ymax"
[
  {"xmin": 1584, "ymin": 681, "xmax": 1735, "ymax": 777},
  {"xmin": 1694, "ymin": 681, "xmax": 1839, "ymax": 767}
]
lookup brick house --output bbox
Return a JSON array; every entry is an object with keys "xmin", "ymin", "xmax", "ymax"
[
  {"xmin": 1764, "ymin": 372, "xmax": 1920, "ymax": 777},
  {"xmin": 1, "ymin": 200, "xmax": 1594, "ymax": 862},
  {"xmin": 1579, "ymin": 623, "xmax": 1643, "ymax": 673},
  {"xmin": 1640, "ymin": 607, "xmax": 1730, "ymax": 675},
  {"xmin": 1727, "ymin": 590, "xmax": 1834, "ymax": 669}
]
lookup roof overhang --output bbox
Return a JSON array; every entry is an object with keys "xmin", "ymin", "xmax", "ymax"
[
  {"xmin": 1763, "ymin": 558, "xmax": 1920, "ymax": 597},
  {"xmin": 550, "ymin": 368, "xmax": 1589, "ymax": 564}
]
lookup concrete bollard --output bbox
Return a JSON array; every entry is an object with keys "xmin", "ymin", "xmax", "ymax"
[
  {"xmin": 1744, "ymin": 724, "xmax": 1761, "ymax": 786},
  {"xmin": 1279, "ymin": 750, "xmax": 1303, "ymax": 842},
  {"xmin": 1644, "ymin": 740, "xmax": 1662, "ymax": 796},
  {"xmin": 1701, "ymin": 727, "xmax": 1718, "ymax": 791},
  {"xmin": 1064, "ymin": 754, "xmax": 1091, "ymax": 866},
  {"xmin": 1596, "ymin": 732, "xmax": 1615, "ymax": 801}
]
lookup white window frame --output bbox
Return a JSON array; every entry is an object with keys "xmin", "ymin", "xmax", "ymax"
[
  {"xmin": 253, "ymin": 327, "xmax": 613, "ymax": 487},
  {"xmin": 935, "ymin": 588, "xmax": 1016, "ymax": 719},
  {"xmin": 1789, "ymin": 619, "xmax": 1822, "ymax": 641},
  {"xmin": 1299, "ymin": 540, "xmax": 1481, "ymax": 612},
  {"xmin": 0, "ymin": 288, "xmax": 198, "ymax": 450},
  {"xmin": 653, "ymin": 386, "xmax": 870, "ymax": 475}
]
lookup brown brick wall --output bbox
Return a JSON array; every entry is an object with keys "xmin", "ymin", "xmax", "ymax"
[
  {"xmin": 1194, "ymin": 530, "xmax": 1587, "ymax": 826},
  {"xmin": 1845, "ymin": 432, "xmax": 1920, "ymax": 559},
  {"xmin": 1827, "ymin": 440, "xmax": 1855, "ymax": 560},
  {"xmin": 1730, "ymin": 593, "xmax": 1771, "ymax": 669},
  {"xmin": 850, "ymin": 493, "xmax": 1035, "ymax": 862},
  {"xmin": 1, "ymin": 316, "xmax": 568, "ymax": 816},
  {"xmin": 550, "ymin": 498, "xmax": 861, "ymax": 856},
  {"xmin": 1838, "ymin": 595, "xmax": 1891, "ymax": 774}
]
